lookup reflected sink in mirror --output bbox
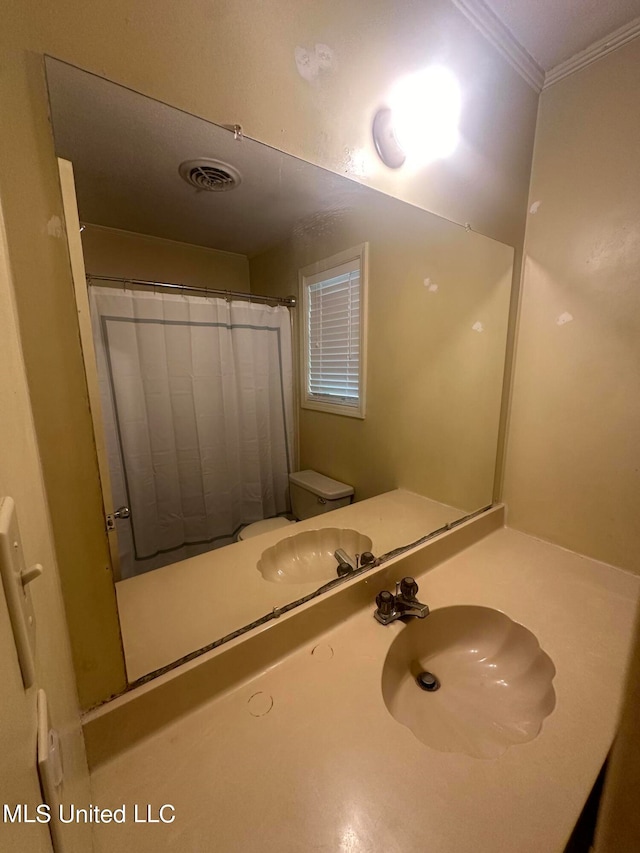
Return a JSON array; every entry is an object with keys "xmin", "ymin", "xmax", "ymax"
[
  {"xmin": 382, "ymin": 605, "xmax": 556, "ymax": 759},
  {"xmin": 257, "ymin": 528, "xmax": 372, "ymax": 584}
]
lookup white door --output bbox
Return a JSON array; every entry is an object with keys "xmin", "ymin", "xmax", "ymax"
[{"xmin": 57, "ymin": 158, "xmax": 122, "ymax": 581}]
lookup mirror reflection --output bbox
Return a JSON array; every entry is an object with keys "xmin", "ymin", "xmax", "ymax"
[{"xmin": 46, "ymin": 58, "xmax": 513, "ymax": 681}]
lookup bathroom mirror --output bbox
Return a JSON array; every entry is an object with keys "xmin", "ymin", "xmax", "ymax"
[{"xmin": 46, "ymin": 58, "xmax": 513, "ymax": 682}]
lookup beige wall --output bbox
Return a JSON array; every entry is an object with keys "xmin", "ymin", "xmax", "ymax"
[
  {"xmin": 0, "ymin": 200, "xmax": 91, "ymax": 851},
  {"xmin": 81, "ymin": 224, "xmax": 250, "ymax": 291},
  {"xmin": 251, "ymin": 193, "xmax": 512, "ymax": 511},
  {"xmin": 0, "ymin": 0, "xmax": 537, "ymax": 706},
  {"xmin": 503, "ymin": 39, "xmax": 640, "ymax": 575}
]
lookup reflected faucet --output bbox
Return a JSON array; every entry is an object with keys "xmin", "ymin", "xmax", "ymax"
[
  {"xmin": 334, "ymin": 548, "xmax": 357, "ymax": 577},
  {"xmin": 334, "ymin": 549, "xmax": 377, "ymax": 578},
  {"xmin": 374, "ymin": 577, "xmax": 429, "ymax": 625}
]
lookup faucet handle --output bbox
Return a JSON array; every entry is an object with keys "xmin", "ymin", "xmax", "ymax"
[
  {"xmin": 336, "ymin": 561, "xmax": 352, "ymax": 578},
  {"xmin": 400, "ymin": 577, "xmax": 419, "ymax": 599},
  {"xmin": 375, "ymin": 590, "xmax": 395, "ymax": 617}
]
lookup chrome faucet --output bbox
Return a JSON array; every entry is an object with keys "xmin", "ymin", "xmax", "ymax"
[
  {"xmin": 374, "ymin": 577, "xmax": 429, "ymax": 625},
  {"xmin": 334, "ymin": 549, "xmax": 377, "ymax": 578},
  {"xmin": 334, "ymin": 548, "xmax": 357, "ymax": 577}
]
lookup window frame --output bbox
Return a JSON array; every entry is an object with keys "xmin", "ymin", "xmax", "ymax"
[{"xmin": 299, "ymin": 243, "xmax": 368, "ymax": 419}]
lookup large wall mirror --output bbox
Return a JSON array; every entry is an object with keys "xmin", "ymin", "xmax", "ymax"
[{"xmin": 46, "ymin": 57, "xmax": 513, "ymax": 684}]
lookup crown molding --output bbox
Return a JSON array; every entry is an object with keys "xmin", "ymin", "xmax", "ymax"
[
  {"xmin": 450, "ymin": 0, "xmax": 544, "ymax": 92},
  {"xmin": 543, "ymin": 15, "xmax": 640, "ymax": 88},
  {"xmin": 452, "ymin": 1, "xmax": 640, "ymax": 94}
]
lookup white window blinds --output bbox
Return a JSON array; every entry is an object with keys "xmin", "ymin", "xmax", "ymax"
[{"xmin": 306, "ymin": 259, "xmax": 361, "ymax": 407}]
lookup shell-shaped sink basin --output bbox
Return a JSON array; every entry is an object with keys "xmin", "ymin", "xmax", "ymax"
[
  {"xmin": 257, "ymin": 528, "xmax": 372, "ymax": 584},
  {"xmin": 382, "ymin": 605, "xmax": 556, "ymax": 759}
]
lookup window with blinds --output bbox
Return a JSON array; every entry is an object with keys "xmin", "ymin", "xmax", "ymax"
[{"xmin": 300, "ymin": 245, "xmax": 367, "ymax": 419}]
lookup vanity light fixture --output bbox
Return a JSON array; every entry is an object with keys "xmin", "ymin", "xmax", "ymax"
[{"xmin": 372, "ymin": 66, "xmax": 461, "ymax": 168}]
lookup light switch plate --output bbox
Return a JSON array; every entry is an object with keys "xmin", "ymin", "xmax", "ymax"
[
  {"xmin": 0, "ymin": 496, "xmax": 42, "ymax": 688},
  {"xmin": 37, "ymin": 689, "xmax": 65, "ymax": 853}
]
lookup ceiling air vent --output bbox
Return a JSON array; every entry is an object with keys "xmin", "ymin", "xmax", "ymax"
[{"xmin": 178, "ymin": 159, "xmax": 242, "ymax": 192}]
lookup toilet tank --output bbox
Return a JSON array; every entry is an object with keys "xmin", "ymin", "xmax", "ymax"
[{"xmin": 289, "ymin": 470, "xmax": 354, "ymax": 520}]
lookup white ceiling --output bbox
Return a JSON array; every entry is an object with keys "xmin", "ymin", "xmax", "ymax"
[{"xmin": 482, "ymin": 0, "xmax": 640, "ymax": 70}]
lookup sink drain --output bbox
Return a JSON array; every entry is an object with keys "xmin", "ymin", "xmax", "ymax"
[{"xmin": 416, "ymin": 671, "xmax": 440, "ymax": 692}]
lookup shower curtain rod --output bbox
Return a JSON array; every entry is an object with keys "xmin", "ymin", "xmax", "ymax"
[{"xmin": 86, "ymin": 274, "xmax": 297, "ymax": 308}]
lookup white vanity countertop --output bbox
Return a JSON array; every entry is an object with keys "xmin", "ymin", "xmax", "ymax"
[
  {"xmin": 115, "ymin": 489, "xmax": 464, "ymax": 681},
  {"xmin": 91, "ymin": 524, "xmax": 639, "ymax": 852}
]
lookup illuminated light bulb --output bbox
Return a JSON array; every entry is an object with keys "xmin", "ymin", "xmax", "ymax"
[{"xmin": 372, "ymin": 66, "xmax": 461, "ymax": 168}]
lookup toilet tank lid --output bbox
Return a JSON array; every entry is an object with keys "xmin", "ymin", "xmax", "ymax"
[{"xmin": 289, "ymin": 470, "xmax": 354, "ymax": 500}]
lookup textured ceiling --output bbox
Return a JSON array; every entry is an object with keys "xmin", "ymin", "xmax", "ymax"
[
  {"xmin": 482, "ymin": 0, "xmax": 640, "ymax": 70},
  {"xmin": 46, "ymin": 59, "xmax": 368, "ymax": 257}
]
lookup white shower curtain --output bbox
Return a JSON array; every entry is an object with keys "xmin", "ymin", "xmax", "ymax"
[{"xmin": 90, "ymin": 285, "xmax": 294, "ymax": 579}]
